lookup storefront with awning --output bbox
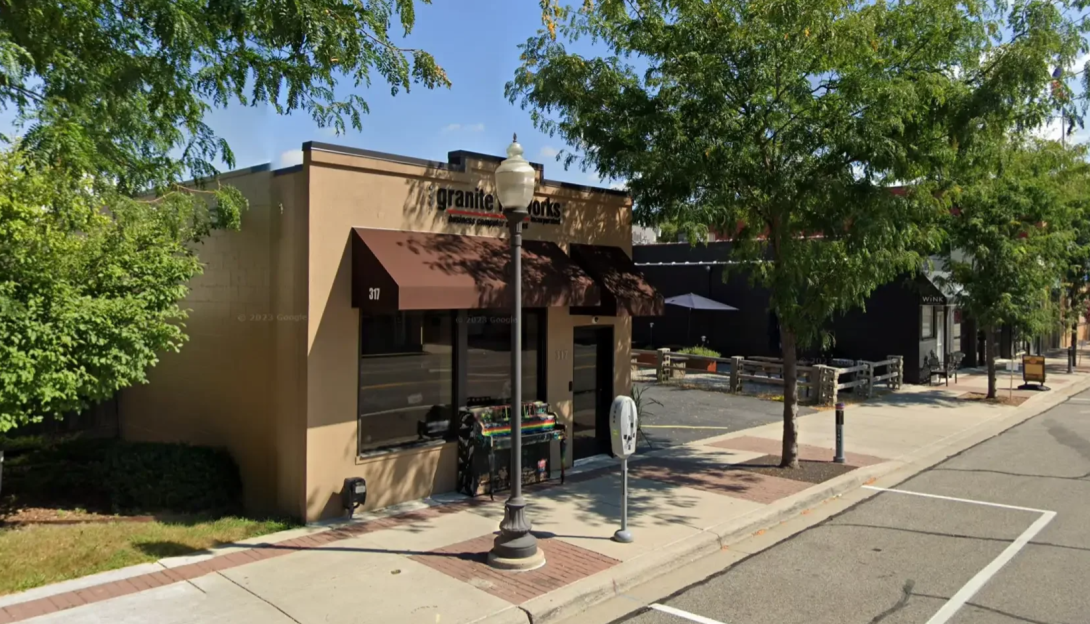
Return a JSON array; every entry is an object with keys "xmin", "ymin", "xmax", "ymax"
[{"xmin": 120, "ymin": 141, "xmax": 663, "ymax": 522}]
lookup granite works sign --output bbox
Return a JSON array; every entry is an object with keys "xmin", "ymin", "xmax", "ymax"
[{"xmin": 427, "ymin": 183, "xmax": 563, "ymax": 228}]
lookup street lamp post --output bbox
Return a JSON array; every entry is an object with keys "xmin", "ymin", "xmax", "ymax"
[{"xmin": 489, "ymin": 134, "xmax": 544, "ymax": 570}]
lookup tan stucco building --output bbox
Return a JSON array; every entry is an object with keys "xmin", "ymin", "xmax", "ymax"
[{"xmin": 120, "ymin": 142, "xmax": 662, "ymax": 522}]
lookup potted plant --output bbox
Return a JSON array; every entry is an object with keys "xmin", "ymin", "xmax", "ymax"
[{"xmin": 677, "ymin": 346, "xmax": 720, "ymax": 372}]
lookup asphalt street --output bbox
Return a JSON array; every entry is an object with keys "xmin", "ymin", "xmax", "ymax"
[
  {"xmin": 611, "ymin": 389, "xmax": 1090, "ymax": 624},
  {"xmin": 634, "ymin": 383, "xmax": 808, "ymax": 449}
]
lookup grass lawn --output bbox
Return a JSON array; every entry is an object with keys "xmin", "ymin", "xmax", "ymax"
[{"xmin": 0, "ymin": 516, "xmax": 295, "ymax": 596}]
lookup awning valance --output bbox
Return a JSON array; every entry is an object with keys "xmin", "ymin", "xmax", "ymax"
[
  {"xmin": 351, "ymin": 228, "xmax": 601, "ymax": 312},
  {"xmin": 569, "ymin": 244, "xmax": 665, "ymax": 316}
]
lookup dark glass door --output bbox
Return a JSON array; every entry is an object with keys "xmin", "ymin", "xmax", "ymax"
[{"xmin": 572, "ymin": 326, "xmax": 614, "ymax": 460}]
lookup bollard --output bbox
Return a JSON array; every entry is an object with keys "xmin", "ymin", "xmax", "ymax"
[
  {"xmin": 613, "ymin": 457, "xmax": 634, "ymax": 543},
  {"xmin": 833, "ymin": 403, "xmax": 846, "ymax": 463}
]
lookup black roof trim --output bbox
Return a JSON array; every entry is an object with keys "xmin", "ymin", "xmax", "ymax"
[
  {"xmin": 541, "ymin": 178, "xmax": 629, "ymax": 198},
  {"xmin": 272, "ymin": 164, "xmax": 303, "ymax": 177},
  {"xmin": 305, "ymin": 141, "xmax": 451, "ymax": 171},
  {"xmin": 306, "ymin": 141, "xmax": 628, "ymax": 197},
  {"xmin": 447, "ymin": 149, "xmax": 545, "ymax": 174}
]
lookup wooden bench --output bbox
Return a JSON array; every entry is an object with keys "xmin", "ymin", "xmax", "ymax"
[{"xmin": 926, "ymin": 351, "xmax": 963, "ymax": 386}]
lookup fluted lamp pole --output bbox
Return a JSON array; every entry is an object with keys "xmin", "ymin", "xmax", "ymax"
[{"xmin": 488, "ymin": 134, "xmax": 545, "ymax": 570}]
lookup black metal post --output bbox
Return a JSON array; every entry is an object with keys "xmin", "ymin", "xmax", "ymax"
[
  {"xmin": 490, "ymin": 207, "xmax": 540, "ymax": 567},
  {"xmin": 833, "ymin": 403, "xmax": 845, "ymax": 463}
]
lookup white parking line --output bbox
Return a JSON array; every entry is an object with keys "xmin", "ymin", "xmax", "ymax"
[
  {"xmin": 861, "ymin": 486, "xmax": 1051, "ymax": 513},
  {"xmin": 650, "ymin": 604, "xmax": 728, "ymax": 624},
  {"xmin": 862, "ymin": 486, "xmax": 1057, "ymax": 624}
]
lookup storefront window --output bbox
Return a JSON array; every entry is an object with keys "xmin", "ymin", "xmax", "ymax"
[
  {"xmin": 921, "ymin": 305, "xmax": 934, "ymax": 339},
  {"xmin": 465, "ymin": 310, "xmax": 543, "ymax": 405},
  {"xmin": 359, "ymin": 311, "xmax": 453, "ymax": 452}
]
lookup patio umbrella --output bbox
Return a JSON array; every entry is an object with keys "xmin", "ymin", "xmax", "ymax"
[{"xmin": 664, "ymin": 293, "xmax": 739, "ymax": 345}]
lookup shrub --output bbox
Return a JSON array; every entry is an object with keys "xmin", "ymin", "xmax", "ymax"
[
  {"xmin": 677, "ymin": 346, "xmax": 721, "ymax": 358},
  {"xmin": 0, "ymin": 433, "xmax": 80, "ymax": 457},
  {"xmin": 1, "ymin": 437, "xmax": 242, "ymax": 514},
  {"xmin": 103, "ymin": 442, "xmax": 242, "ymax": 513}
]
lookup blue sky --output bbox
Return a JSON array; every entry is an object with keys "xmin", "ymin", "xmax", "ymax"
[
  {"xmin": 200, "ymin": 1, "xmax": 623, "ymax": 189},
  {"xmin": 0, "ymin": 2, "xmax": 621, "ymax": 189},
  {"xmin": 0, "ymin": 1, "xmax": 1083, "ymax": 190}
]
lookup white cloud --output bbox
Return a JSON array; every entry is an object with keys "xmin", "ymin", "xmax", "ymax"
[
  {"xmin": 443, "ymin": 122, "xmax": 485, "ymax": 134},
  {"xmin": 319, "ymin": 126, "xmax": 339, "ymax": 138},
  {"xmin": 540, "ymin": 146, "xmax": 560, "ymax": 158},
  {"xmin": 278, "ymin": 149, "xmax": 304, "ymax": 168},
  {"xmin": 609, "ymin": 181, "xmax": 628, "ymax": 190}
]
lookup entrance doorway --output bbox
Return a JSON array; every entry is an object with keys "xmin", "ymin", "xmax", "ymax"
[{"xmin": 572, "ymin": 326, "xmax": 614, "ymax": 461}]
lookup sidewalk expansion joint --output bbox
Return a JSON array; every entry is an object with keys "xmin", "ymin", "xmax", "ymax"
[{"xmin": 215, "ymin": 571, "xmax": 302, "ymax": 624}]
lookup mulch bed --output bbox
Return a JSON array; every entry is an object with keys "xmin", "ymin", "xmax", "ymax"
[
  {"xmin": 732, "ymin": 454, "xmax": 859, "ymax": 484},
  {"xmin": 0, "ymin": 496, "xmax": 157, "ymax": 528},
  {"xmin": 957, "ymin": 392, "xmax": 1028, "ymax": 407}
]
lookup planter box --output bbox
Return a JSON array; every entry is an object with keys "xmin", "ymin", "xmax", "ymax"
[{"xmin": 685, "ymin": 359, "xmax": 716, "ymax": 372}]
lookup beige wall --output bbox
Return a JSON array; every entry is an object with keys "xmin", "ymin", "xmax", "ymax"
[
  {"xmin": 120, "ymin": 167, "xmax": 285, "ymax": 514},
  {"xmin": 302, "ymin": 146, "xmax": 633, "ymax": 521},
  {"xmin": 119, "ymin": 143, "xmax": 635, "ymax": 523},
  {"xmin": 270, "ymin": 170, "xmax": 310, "ymax": 518}
]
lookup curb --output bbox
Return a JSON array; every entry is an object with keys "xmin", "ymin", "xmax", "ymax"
[{"xmin": 517, "ymin": 373, "xmax": 1090, "ymax": 624}]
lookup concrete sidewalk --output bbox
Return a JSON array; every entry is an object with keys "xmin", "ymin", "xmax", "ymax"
[{"xmin": 3, "ymin": 361, "xmax": 1088, "ymax": 624}]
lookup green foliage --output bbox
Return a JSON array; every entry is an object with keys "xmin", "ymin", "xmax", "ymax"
[
  {"xmin": 657, "ymin": 221, "xmax": 681, "ymax": 243},
  {"xmin": 0, "ymin": 0, "xmax": 451, "ymax": 193},
  {"xmin": 507, "ymin": 0, "xmax": 1085, "ymax": 463},
  {"xmin": 941, "ymin": 139, "xmax": 1090, "ymax": 392},
  {"xmin": 508, "ymin": 0, "xmax": 1083, "ymax": 348},
  {"xmin": 0, "ymin": 1, "xmax": 467, "ymax": 430},
  {"xmin": 677, "ymin": 346, "xmax": 722, "ymax": 358},
  {"xmin": 0, "ymin": 149, "xmax": 239, "ymax": 431},
  {"xmin": 3, "ymin": 436, "xmax": 243, "ymax": 514}
]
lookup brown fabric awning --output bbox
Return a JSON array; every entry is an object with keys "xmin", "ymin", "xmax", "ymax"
[
  {"xmin": 352, "ymin": 228, "xmax": 601, "ymax": 312},
  {"xmin": 569, "ymin": 244, "xmax": 665, "ymax": 316}
]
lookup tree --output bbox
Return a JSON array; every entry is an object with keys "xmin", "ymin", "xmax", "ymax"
[
  {"xmin": 0, "ymin": 0, "xmax": 510, "ymax": 430},
  {"xmin": 507, "ymin": 0, "xmax": 1081, "ymax": 466},
  {"xmin": 1061, "ymin": 219, "xmax": 1090, "ymax": 373},
  {"xmin": 1057, "ymin": 158, "xmax": 1090, "ymax": 374},
  {"xmin": 942, "ymin": 139, "xmax": 1088, "ymax": 398},
  {"xmin": 0, "ymin": 0, "xmax": 453, "ymax": 193},
  {"xmin": 0, "ymin": 147, "xmax": 244, "ymax": 431}
]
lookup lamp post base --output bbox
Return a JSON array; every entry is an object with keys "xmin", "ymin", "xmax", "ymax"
[
  {"xmin": 612, "ymin": 530, "xmax": 634, "ymax": 544},
  {"xmin": 487, "ymin": 548, "xmax": 546, "ymax": 571},
  {"xmin": 489, "ymin": 496, "xmax": 542, "ymax": 570}
]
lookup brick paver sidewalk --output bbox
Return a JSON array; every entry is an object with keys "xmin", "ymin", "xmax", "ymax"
[{"xmin": 2, "ymin": 361, "xmax": 1085, "ymax": 624}]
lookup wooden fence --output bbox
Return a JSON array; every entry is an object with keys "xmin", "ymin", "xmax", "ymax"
[{"xmin": 631, "ymin": 348, "xmax": 903, "ymax": 405}]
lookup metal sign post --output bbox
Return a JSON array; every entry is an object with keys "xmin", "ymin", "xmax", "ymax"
[
  {"xmin": 833, "ymin": 403, "xmax": 846, "ymax": 464},
  {"xmin": 615, "ymin": 457, "xmax": 633, "ymax": 543},
  {"xmin": 1007, "ymin": 358, "xmax": 1014, "ymax": 401}
]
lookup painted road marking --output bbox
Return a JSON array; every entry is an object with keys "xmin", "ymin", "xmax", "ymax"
[
  {"xmin": 1067, "ymin": 397, "xmax": 1090, "ymax": 403},
  {"xmin": 640, "ymin": 425, "xmax": 733, "ymax": 430},
  {"xmin": 862, "ymin": 486, "xmax": 1056, "ymax": 624},
  {"xmin": 649, "ymin": 603, "xmax": 728, "ymax": 624}
]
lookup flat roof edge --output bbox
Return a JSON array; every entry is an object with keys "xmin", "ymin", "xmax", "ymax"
[{"xmin": 306, "ymin": 141, "xmax": 629, "ymax": 198}]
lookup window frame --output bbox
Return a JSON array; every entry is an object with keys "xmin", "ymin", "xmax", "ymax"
[
  {"xmin": 920, "ymin": 305, "xmax": 935, "ymax": 340},
  {"xmin": 357, "ymin": 310, "xmax": 456, "ymax": 455},
  {"xmin": 356, "ymin": 308, "xmax": 549, "ymax": 457}
]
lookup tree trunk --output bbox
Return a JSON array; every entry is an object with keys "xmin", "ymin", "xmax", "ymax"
[
  {"xmin": 985, "ymin": 324, "xmax": 997, "ymax": 399},
  {"xmin": 780, "ymin": 327, "xmax": 800, "ymax": 468}
]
